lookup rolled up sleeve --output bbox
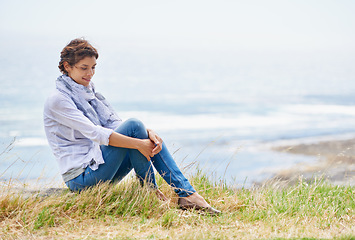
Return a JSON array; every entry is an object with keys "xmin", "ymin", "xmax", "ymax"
[{"xmin": 46, "ymin": 93, "xmax": 113, "ymax": 145}]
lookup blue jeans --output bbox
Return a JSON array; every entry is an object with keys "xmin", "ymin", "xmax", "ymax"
[{"xmin": 66, "ymin": 118, "xmax": 196, "ymax": 197}]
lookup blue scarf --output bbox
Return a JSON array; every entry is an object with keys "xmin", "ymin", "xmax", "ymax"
[{"xmin": 56, "ymin": 75, "xmax": 121, "ymax": 128}]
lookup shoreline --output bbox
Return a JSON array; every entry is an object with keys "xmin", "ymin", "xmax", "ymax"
[
  {"xmin": 2, "ymin": 135, "xmax": 355, "ymax": 192},
  {"xmin": 268, "ymin": 137, "xmax": 355, "ymax": 186}
]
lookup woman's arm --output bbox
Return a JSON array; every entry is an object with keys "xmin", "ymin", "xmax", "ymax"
[
  {"xmin": 46, "ymin": 93, "xmax": 113, "ymax": 145},
  {"xmin": 108, "ymin": 132, "xmax": 156, "ymax": 161},
  {"xmin": 108, "ymin": 128, "xmax": 164, "ymax": 161},
  {"xmin": 47, "ymin": 93, "xmax": 162, "ymax": 161}
]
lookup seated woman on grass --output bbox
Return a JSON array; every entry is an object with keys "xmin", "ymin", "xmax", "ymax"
[{"xmin": 44, "ymin": 38, "xmax": 220, "ymax": 215}]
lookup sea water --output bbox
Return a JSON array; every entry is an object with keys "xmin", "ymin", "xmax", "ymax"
[{"xmin": 1, "ymin": 44, "xmax": 355, "ymax": 187}]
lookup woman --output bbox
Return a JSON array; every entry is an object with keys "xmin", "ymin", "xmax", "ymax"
[{"xmin": 44, "ymin": 38, "xmax": 220, "ymax": 215}]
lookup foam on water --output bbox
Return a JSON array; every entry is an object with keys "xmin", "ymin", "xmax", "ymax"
[{"xmin": 14, "ymin": 138, "xmax": 48, "ymax": 147}]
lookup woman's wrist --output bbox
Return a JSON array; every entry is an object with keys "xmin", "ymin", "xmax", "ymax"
[
  {"xmin": 134, "ymin": 138, "xmax": 145, "ymax": 150},
  {"xmin": 109, "ymin": 132, "xmax": 145, "ymax": 150}
]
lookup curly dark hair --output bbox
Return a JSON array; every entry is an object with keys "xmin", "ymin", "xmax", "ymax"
[{"xmin": 58, "ymin": 38, "xmax": 99, "ymax": 75}]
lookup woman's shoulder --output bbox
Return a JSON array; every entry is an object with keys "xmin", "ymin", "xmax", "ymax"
[{"xmin": 44, "ymin": 90, "xmax": 75, "ymax": 110}]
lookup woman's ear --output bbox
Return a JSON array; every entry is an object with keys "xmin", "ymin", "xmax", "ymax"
[{"xmin": 63, "ymin": 61, "xmax": 72, "ymax": 73}]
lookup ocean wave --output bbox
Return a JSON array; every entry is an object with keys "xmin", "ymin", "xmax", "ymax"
[{"xmin": 14, "ymin": 138, "xmax": 48, "ymax": 147}]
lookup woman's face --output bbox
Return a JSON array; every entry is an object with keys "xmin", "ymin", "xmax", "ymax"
[{"xmin": 65, "ymin": 56, "xmax": 97, "ymax": 87}]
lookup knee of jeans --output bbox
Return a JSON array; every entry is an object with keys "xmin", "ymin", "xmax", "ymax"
[{"xmin": 126, "ymin": 118, "xmax": 148, "ymax": 138}]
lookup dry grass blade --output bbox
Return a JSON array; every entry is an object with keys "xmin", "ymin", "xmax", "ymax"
[{"xmin": 0, "ymin": 172, "xmax": 354, "ymax": 239}]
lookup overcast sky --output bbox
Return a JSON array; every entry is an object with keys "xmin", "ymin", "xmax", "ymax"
[{"xmin": 1, "ymin": 0, "xmax": 354, "ymax": 52}]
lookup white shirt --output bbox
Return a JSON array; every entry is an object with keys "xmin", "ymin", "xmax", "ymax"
[{"xmin": 43, "ymin": 90, "xmax": 119, "ymax": 175}]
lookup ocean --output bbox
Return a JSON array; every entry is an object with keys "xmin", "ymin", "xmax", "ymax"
[{"xmin": 1, "ymin": 44, "xmax": 355, "ymax": 187}]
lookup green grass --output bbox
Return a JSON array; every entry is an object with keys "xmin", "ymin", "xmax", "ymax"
[{"xmin": 0, "ymin": 172, "xmax": 354, "ymax": 239}]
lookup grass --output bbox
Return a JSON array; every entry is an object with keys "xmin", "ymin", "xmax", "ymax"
[{"xmin": 0, "ymin": 171, "xmax": 354, "ymax": 240}]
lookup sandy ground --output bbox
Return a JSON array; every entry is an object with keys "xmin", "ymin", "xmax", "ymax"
[{"xmin": 269, "ymin": 138, "xmax": 355, "ymax": 186}]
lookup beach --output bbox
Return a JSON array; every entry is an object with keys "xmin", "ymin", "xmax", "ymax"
[
  {"xmin": 1, "ymin": 137, "xmax": 354, "ymax": 239},
  {"xmin": 1, "ymin": 1, "xmax": 355, "ymax": 238},
  {"xmin": 1, "ymin": 140, "xmax": 354, "ymax": 240},
  {"xmin": 1, "ymin": 1, "xmax": 355, "ymax": 189},
  {"xmin": 270, "ymin": 137, "xmax": 355, "ymax": 186}
]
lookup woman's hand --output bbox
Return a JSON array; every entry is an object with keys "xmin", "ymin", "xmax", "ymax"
[
  {"xmin": 147, "ymin": 129, "xmax": 163, "ymax": 156},
  {"xmin": 108, "ymin": 129, "xmax": 163, "ymax": 161},
  {"xmin": 137, "ymin": 139, "xmax": 156, "ymax": 161}
]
